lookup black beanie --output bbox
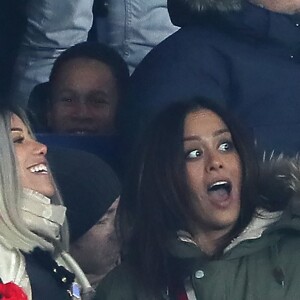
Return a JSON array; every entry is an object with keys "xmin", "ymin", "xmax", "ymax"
[{"xmin": 47, "ymin": 147, "xmax": 121, "ymax": 242}]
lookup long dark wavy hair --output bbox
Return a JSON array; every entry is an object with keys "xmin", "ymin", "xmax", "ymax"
[{"xmin": 118, "ymin": 97, "xmax": 258, "ymax": 297}]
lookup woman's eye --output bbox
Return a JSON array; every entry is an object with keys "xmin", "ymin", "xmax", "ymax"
[
  {"xmin": 97, "ymin": 218, "xmax": 108, "ymax": 225},
  {"xmin": 186, "ymin": 149, "xmax": 202, "ymax": 159},
  {"xmin": 219, "ymin": 141, "xmax": 234, "ymax": 152},
  {"xmin": 13, "ymin": 136, "xmax": 25, "ymax": 144}
]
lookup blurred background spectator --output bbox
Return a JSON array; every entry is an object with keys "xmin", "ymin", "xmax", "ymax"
[
  {"xmin": 105, "ymin": 0, "xmax": 179, "ymax": 73},
  {"xmin": 27, "ymin": 42, "xmax": 129, "ymax": 136},
  {"xmin": 0, "ymin": 0, "xmax": 26, "ymax": 101},
  {"xmin": 48, "ymin": 147, "xmax": 121, "ymax": 289},
  {"xmin": 120, "ymin": 0, "xmax": 300, "ymax": 163},
  {"xmin": 9, "ymin": 0, "xmax": 94, "ymax": 108}
]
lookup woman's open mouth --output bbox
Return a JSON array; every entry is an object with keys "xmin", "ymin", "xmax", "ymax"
[
  {"xmin": 29, "ymin": 163, "xmax": 48, "ymax": 175},
  {"xmin": 207, "ymin": 181, "xmax": 233, "ymax": 207}
]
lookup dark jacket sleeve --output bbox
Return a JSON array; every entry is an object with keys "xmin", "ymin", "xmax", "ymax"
[
  {"xmin": 94, "ymin": 264, "xmax": 140, "ymax": 300},
  {"xmin": 119, "ymin": 26, "xmax": 229, "ymax": 156}
]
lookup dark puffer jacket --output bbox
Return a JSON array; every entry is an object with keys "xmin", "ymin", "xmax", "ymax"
[{"xmin": 121, "ymin": 1, "xmax": 300, "ymax": 157}]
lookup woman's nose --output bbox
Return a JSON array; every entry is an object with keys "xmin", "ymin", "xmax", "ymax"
[
  {"xmin": 206, "ymin": 152, "xmax": 223, "ymax": 172},
  {"xmin": 33, "ymin": 140, "xmax": 48, "ymax": 155}
]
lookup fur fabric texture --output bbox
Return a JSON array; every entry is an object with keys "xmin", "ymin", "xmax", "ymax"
[
  {"xmin": 258, "ymin": 154, "xmax": 300, "ymax": 212},
  {"xmin": 173, "ymin": 0, "xmax": 242, "ymax": 13},
  {"xmin": 167, "ymin": 0, "xmax": 243, "ymax": 27}
]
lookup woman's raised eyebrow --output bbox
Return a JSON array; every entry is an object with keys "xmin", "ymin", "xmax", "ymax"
[
  {"xmin": 183, "ymin": 128, "xmax": 229, "ymax": 141},
  {"xmin": 213, "ymin": 128, "xmax": 230, "ymax": 137},
  {"xmin": 183, "ymin": 135, "xmax": 201, "ymax": 142}
]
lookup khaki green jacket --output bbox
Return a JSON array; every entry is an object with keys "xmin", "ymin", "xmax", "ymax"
[{"xmin": 95, "ymin": 158, "xmax": 300, "ymax": 300}]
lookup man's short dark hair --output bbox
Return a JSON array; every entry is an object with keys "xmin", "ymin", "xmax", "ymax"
[{"xmin": 49, "ymin": 41, "xmax": 129, "ymax": 99}]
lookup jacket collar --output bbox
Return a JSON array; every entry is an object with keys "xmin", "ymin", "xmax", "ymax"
[
  {"xmin": 171, "ymin": 208, "xmax": 281, "ymax": 259},
  {"xmin": 224, "ymin": 209, "xmax": 282, "ymax": 252},
  {"xmin": 225, "ymin": 2, "xmax": 300, "ymax": 46},
  {"xmin": 175, "ymin": 1, "xmax": 300, "ymax": 49}
]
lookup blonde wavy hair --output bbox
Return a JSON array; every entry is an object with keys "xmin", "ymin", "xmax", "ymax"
[{"xmin": 0, "ymin": 106, "xmax": 69, "ymax": 253}]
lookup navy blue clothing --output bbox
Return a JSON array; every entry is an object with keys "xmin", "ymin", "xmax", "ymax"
[
  {"xmin": 123, "ymin": 2, "xmax": 300, "ymax": 156},
  {"xmin": 0, "ymin": 0, "xmax": 26, "ymax": 99},
  {"xmin": 24, "ymin": 251, "xmax": 71, "ymax": 300}
]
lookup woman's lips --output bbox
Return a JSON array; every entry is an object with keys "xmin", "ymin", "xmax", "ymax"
[{"xmin": 207, "ymin": 181, "xmax": 233, "ymax": 208}]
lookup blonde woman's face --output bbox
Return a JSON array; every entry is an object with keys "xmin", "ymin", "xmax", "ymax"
[{"xmin": 11, "ymin": 114, "xmax": 55, "ymax": 197}]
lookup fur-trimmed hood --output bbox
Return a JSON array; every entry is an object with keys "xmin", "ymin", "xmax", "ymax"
[
  {"xmin": 167, "ymin": 0, "xmax": 244, "ymax": 26},
  {"xmin": 169, "ymin": 0, "xmax": 243, "ymax": 14},
  {"xmin": 222, "ymin": 155, "xmax": 300, "ymax": 260},
  {"xmin": 258, "ymin": 154, "xmax": 300, "ymax": 213}
]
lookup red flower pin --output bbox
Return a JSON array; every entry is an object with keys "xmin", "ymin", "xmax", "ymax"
[{"xmin": 0, "ymin": 281, "xmax": 27, "ymax": 300}]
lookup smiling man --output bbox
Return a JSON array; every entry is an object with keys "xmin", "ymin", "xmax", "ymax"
[{"xmin": 35, "ymin": 42, "xmax": 129, "ymax": 135}]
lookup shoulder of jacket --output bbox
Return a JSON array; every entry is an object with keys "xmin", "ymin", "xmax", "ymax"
[{"xmin": 95, "ymin": 263, "xmax": 140, "ymax": 300}]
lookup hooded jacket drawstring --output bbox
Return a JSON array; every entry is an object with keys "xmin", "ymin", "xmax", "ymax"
[{"xmin": 270, "ymin": 243, "xmax": 285, "ymax": 288}]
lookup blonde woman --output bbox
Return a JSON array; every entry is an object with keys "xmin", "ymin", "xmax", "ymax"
[{"xmin": 0, "ymin": 105, "xmax": 93, "ymax": 300}]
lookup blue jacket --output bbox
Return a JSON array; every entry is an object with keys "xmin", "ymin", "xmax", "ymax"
[{"xmin": 123, "ymin": 2, "xmax": 300, "ymax": 156}]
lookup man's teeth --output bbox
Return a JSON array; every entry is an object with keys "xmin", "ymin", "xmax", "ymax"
[
  {"xmin": 29, "ymin": 164, "xmax": 48, "ymax": 174},
  {"xmin": 74, "ymin": 130, "xmax": 86, "ymax": 134}
]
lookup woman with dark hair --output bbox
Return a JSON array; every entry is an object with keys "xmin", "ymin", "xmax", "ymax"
[{"xmin": 95, "ymin": 97, "xmax": 300, "ymax": 299}]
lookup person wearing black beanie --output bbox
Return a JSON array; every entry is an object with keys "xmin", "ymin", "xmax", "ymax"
[{"xmin": 47, "ymin": 147, "xmax": 121, "ymax": 288}]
